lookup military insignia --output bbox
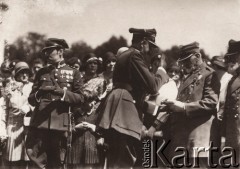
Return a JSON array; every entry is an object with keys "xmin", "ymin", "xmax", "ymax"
[{"xmin": 196, "ymin": 74, "xmax": 202, "ymax": 85}]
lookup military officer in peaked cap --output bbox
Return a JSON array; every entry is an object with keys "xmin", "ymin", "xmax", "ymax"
[
  {"xmin": 223, "ymin": 40, "xmax": 240, "ymax": 166},
  {"xmin": 26, "ymin": 38, "xmax": 84, "ymax": 169},
  {"xmin": 163, "ymin": 42, "xmax": 220, "ymax": 168},
  {"xmin": 97, "ymin": 28, "xmax": 169, "ymax": 168}
]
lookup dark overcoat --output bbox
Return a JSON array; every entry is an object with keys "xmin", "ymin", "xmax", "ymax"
[
  {"xmin": 98, "ymin": 47, "xmax": 169, "ymax": 140},
  {"xmin": 28, "ymin": 61, "xmax": 84, "ymax": 131},
  {"xmin": 223, "ymin": 70, "xmax": 240, "ymax": 161},
  {"xmin": 168, "ymin": 63, "xmax": 220, "ymax": 157}
]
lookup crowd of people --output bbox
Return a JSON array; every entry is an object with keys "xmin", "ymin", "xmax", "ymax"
[{"xmin": 0, "ymin": 27, "xmax": 239, "ymax": 169}]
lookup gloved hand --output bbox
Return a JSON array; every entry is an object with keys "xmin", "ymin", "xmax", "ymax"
[
  {"xmin": 83, "ymin": 122, "xmax": 96, "ymax": 132},
  {"xmin": 96, "ymin": 137, "xmax": 104, "ymax": 146},
  {"xmin": 75, "ymin": 122, "xmax": 87, "ymax": 130},
  {"xmin": 162, "ymin": 100, "xmax": 185, "ymax": 113},
  {"xmin": 146, "ymin": 126, "xmax": 156, "ymax": 139}
]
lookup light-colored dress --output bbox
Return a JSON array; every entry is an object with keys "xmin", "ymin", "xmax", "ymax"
[{"xmin": 5, "ymin": 82, "xmax": 33, "ymax": 161}]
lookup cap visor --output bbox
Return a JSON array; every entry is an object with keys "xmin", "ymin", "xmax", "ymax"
[
  {"xmin": 212, "ymin": 62, "xmax": 226, "ymax": 68},
  {"xmin": 41, "ymin": 45, "xmax": 61, "ymax": 53},
  {"xmin": 177, "ymin": 53, "xmax": 194, "ymax": 62},
  {"xmin": 148, "ymin": 40, "xmax": 158, "ymax": 47},
  {"xmin": 225, "ymin": 52, "xmax": 239, "ymax": 56}
]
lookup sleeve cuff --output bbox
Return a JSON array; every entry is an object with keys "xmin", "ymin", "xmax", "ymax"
[{"xmin": 152, "ymin": 119, "xmax": 162, "ymax": 130}]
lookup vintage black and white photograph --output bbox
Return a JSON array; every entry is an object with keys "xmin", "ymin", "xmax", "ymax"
[{"xmin": 0, "ymin": 0, "xmax": 240, "ymax": 168}]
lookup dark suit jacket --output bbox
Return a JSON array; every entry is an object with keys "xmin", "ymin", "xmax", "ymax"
[
  {"xmin": 98, "ymin": 47, "xmax": 169, "ymax": 140},
  {"xmin": 28, "ymin": 61, "xmax": 84, "ymax": 131},
  {"xmin": 224, "ymin": 70, "xmax": 240, "ymax": 153}
]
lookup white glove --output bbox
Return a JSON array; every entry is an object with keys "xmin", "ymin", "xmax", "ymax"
[{"xmin": 162, "ymin": 100, "xmax": 185, "ymax": 113}]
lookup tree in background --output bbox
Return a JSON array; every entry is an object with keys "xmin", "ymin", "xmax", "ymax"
[
  {"xmin": 6, "ymin": 32, "xmax": 46, "ymax": 66},
  {"xmin": 5, "ymin": 32, "xmax": 211, "ymax": 70},
  {"xmin": 64, "ymin": 41, "xmax": 93, "ymax": 61},
  {"xmin": 94, "ymin": 36, "xmax": 128, "ymax": 61}
]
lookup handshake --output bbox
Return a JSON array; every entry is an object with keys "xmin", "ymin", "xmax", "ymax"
[{"xmin": 37, "ymin": 86, "xmax": 65, "ymax": 98}]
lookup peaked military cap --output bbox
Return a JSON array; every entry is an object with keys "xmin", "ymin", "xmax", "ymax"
[
  {"xmin": 129, "ymin": 28, "xmax": 157, "ymax": 46},
  {"xmin": 42, "ymin": 38, "xmax": 69, "ymax": 53},
  {"xmin": 211, "ymin": 56, "xmax": 226, "ymax": 69},
  {"xmin": 178, "ymin": 42, "xmax": 200, "ymax": 62}
]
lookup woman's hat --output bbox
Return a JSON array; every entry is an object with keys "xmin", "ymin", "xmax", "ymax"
[{"xmin": 14, "ymin": 62, "xmax": 31, "ymax": 78}]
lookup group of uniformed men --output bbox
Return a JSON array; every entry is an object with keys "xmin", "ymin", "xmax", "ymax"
[{"xmin": 23, "ymin": 28, "xmax": 240, "ymax": 169}]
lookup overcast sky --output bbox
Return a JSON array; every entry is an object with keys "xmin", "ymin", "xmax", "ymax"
[{"xmin": 1, "ymin": 0, "xmax": 240, "ymax": 57}]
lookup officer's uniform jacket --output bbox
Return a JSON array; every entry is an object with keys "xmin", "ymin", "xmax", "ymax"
[
  {"xmin": 224, "ymin": 68, "xmax": 240, "ymax": 157},
  {"xmin": 28, "ymin": 61, "xmax": 84, "ymax": 131},
  {"xmin": 98, "ymin": 47, "xmax": 169, "ymax": 140},
  {"xmin": 169, "ymin": 63, "xmax": 220, "ymax": 157}
]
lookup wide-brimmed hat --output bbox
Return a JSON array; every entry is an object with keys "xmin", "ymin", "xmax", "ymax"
[
  {"xmin": 42, "ymin": 38, "xmax": 69, "ymax": 53},
  {"xmin": 225, "ymin": 39, "xmax": 240, "ymax": 63},
  {"xmin": 178, "ymin": 42, "xmax": 200, "ymax": 62},
  {"xmin": 225, "ymin": 39, "xmax": 240, "ymax": 56},
  {"xmin": 129, "ymin": 28, "xmax": 157, "ymax": 47}
]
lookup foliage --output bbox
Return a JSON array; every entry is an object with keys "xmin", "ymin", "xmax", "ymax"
[
  {"xmin": 64, "ymin": 41, "xmax": 93, "ymax": 61},
  {"xmin": 94, "ymin": 36, "xmax": 128, "ymax": 61},
  {"xmin": 5, "ymin": 32, "xmax": 47, "ymax": 66}
]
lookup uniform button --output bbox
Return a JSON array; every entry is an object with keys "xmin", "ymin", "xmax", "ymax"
[
  {"xmin": 55, "ymin": 73, "xmax": 58, "ymax": 76},
  {"xmin": 191, "ymin": 84, "xmax": 194, "ymax": 87},
  {"xmin": 234, "ymin": 114, "xmax": 239, "ymax": 118},
  {"xmin": 55, "ymin": 79, "xmax": 58, "ymax": 81},
  {"xmin": 56, "ymin": 69, "xmax": 58, "ymax": 71},
  {"xmin": 132, "ymin": 100, "xmax": 136, "ymax": 104},
  {"xmin": 67, "ymin": 84, "xmax": 70, "ymax": 87},
  {"xmin": 237, "ymin": 106, "xmax": 239, "ymax": 108},
  {"xmin": 186, "ymin": 100, "xmax": 190, "ymax": 103},
  {"xmin": 43, "ymin": 77, "xmax": 46, "ymax": 80},
  {"xmin": 188, "ymin": 92, "xmax": 191, "ymax": 95},
  {"xmin": 52, "ymin": 99, "xmax": 55, "ymax": 101}
]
